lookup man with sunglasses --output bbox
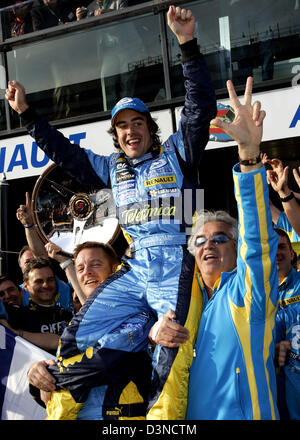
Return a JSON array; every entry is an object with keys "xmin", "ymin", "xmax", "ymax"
[
  {"xmin": 274, "ymin": 228, "xmax": 300, "ymax": 420},
  {"xmin": 154, "ymin": 78, "xmax": 280, "ymax": 419}
]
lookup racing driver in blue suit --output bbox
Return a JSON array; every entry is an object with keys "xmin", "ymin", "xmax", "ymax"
[{"xmin": 6, "ymin": 5, "xmax": 217, "ymax": 419}]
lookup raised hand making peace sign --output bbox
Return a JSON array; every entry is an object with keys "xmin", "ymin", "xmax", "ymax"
[{"xmin": 210, "ymin": 77, "xmax": 266, "ymax": 171}]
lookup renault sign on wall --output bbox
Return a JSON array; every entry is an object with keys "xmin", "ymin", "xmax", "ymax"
[{"xmin": 1, "ymin": 85, "xmax": 300, "ymax": 181}]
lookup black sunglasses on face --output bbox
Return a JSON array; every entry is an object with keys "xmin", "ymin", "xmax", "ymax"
[{"xmin": 194, "ymin": 233, "xmax": 231, "ymax": 248}]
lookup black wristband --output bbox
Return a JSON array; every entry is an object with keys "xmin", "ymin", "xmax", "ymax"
[
  {"xmin": 280, "ymin": 192, "xmax": 294, "ymax": 203},
  {"xmin": 239, "ymin": 154, "xmax": 261, "ymax": 166}
]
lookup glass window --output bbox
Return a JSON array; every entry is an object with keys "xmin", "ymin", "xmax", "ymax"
[
  {"xmin": 168, "ymin": 0, "xmax": 300, "ymax": 97},
  {"xmin": 6, "ymin": 11, "xmax": 164, "ymax": 127}
]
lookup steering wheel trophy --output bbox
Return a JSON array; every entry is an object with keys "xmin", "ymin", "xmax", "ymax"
[{"xmin": 31, "ymin": 163, "xmax": 120, "ymax": 256}]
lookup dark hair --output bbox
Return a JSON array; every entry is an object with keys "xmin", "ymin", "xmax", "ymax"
[
  {"xmin": 23, "ymin": 257, "xmax": 54, "ymax": 283},
  {"xmin": 107, "ymin": 112, "xmax": 161, "ymax": 152},
  {"xmin": 73, "ymin": 241, "xmax": 119, "ymax": 267},
  {"xmin": 18, "ymin": 245, "xmax": 32, "ymax": 267},
  {"xmin": 274, "ymin": 228, "xmax": 293, "ymax": 250}
]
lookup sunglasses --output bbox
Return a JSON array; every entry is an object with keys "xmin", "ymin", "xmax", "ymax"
[{"xmin": 194, "ymin": 233, "xmax": 231, "ymax": 248}]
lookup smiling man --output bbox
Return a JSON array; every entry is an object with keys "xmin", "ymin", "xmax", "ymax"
[
  {"xmin": 20, "ymin": 258, "xmax": 72, "ymax": 336},
  {"xmin": 156, "ymin": 78, "xmax": 280, "ymax": 419},
  {"xmin": 112, "ymin": 109, "xmax": 152, "ymax": 159},
  {"xmin": 0, "ymin": 275, "xmax": 22, "ymax": 306},
  {"xmin": 0, "ymin": 261, "xmax": 72, "ymax": 354},
  {"xmin": 24, "ymin": 260, "xmax": 57, "ymax": 306},
  {"xmin": 6, "ymin": 5, "xmax": 217, "ymax": 419},
  {"xmin": 183, "ymin": 78, "xmax": 280, "ymax": 420},
  {"xmin": 73, "ymin": 242, "xmax": 119, "ymax": 296},
  {"xmin": 192, "ymin": 216, "xmax": 238, "ymax": 295}
]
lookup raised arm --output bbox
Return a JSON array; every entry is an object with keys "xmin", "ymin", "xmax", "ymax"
[
  {"xmin": 5, "ymin": 80, "xmax": 29, "ymax": 115},
  {"xmin": 167, "ymin": 6, "xmax": 217, "ymax": 168},
  {"xmin": 5, "ymin": 81, "xmax": 108, "ymax": 190},
  {"xmin": 211, "ymin": 77, "xmax": 278, "ymax": 318},
  {"xmin": 266, "ymin": 159, "xmax": 300, "ymax": 237},
  {"xmin": 16, "ymin": 192, "xmax": 48, "ymax": 259},
  {"xmin": 210, "ymin": 77, "xmax": 264, "ymax": 173}
]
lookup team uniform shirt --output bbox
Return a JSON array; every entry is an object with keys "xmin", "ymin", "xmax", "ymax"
[
  {"xmin": 21, "ymin": 38, "xmax": 216, "ymax": 420},
  {"xmin": 275, "ymin": 268, "xmax": 300, "ymax": 420},
  {"xmin": 275, "ymin": 211, "xmax": 300, "ymax": 243},
  {"xmin": 186, "ymin": 165, "xmax": 279, "ymax": 420},
  {"xmin": 5, "ymin": 300, "xmax": 72, "ymax": 335},
  {"xmin": 20, "ymin": 276, "xmax": 73, "ymax": 312}
]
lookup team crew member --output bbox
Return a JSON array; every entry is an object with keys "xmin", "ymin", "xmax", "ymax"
[
  {"xmin": 28, "ymin": 241, "xmax": 154, "ymax": 420},
  {"xmin": 0, "ymin": 274, "xmax": 23, "ymax": 306},
  {"xmin": 6, "ymin": 5, "xmax": 217, "ymax": 419},
  {"xmin": 274, "ymin": 228, "xmax": 300, "ymax": 420},
  {"xmin": 186, "ymin": 78, "xmax": 279, "ymax": 419},
  {"xmin": 18, "ymin": 246, "xmax": 73, "ymax": 312},
  {"xmin": 158, "ymin": 78, "xmax": 280, "ymax": 419},
  {"xmin": 0, "ymin": 273, "xmax": 62, "ymax": 353},
  {"xmin": 14, "ymin": 258, "xmax": 72, "ymax": 339},
  {"xmin": 17, "ymin": 191, "xmax": 74, "ymax": 312}
]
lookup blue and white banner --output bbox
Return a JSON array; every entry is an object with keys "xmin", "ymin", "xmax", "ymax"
[{"xmin": 0, "ymin": 324, "xmax": 55, "ymax": 420}]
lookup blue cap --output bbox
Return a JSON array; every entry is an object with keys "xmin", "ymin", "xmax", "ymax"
[{"xmin": 111, "ymin": 97, "xmax": 149, "ymax": 125}]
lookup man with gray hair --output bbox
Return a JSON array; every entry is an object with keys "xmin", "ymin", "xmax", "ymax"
[
  {"xmin": 187, "ymin": 209, "xmax": 239, "ymax": 254},
  {"xmin": 154, "ymin": 77, "xmax": 280, "ymax": 419}
]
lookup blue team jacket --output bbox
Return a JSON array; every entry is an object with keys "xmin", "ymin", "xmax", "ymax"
[{"xmin": 276, "ymin": 268, "xmax": 300, "ymax": 420}]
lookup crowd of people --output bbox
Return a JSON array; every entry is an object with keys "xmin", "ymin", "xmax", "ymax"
[
  {"xmin": 1, "ymin": 0, "xmax": 145, "ymax": 39},
  {"xmin": 0, "ymin": 4, "xmax": 300, "ymax": 421}
]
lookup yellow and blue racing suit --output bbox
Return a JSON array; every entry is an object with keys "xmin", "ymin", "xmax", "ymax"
[
  {"xmin": 20, "ymin": 276, "xmax": 73, "ymax": 312},
  {"xmin": 186, "ymin": 164, "xmax": 279, "ymax": 420},
  {"xmin": 22, "ymin": 38, "xmax": 217, "ymax": 419}
]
